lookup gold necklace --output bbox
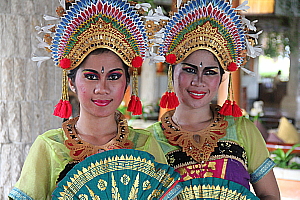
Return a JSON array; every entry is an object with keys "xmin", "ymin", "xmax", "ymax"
[
  {"xmin": 63, "ymin": 111, "xmax": 133, "ymax": 162},
  {"xmin": 161, "ymin": 105, "xmax": 228, "ymax": 163}
]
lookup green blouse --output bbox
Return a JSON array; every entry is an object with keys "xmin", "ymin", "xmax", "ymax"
[
  {"xmin": 9, "ymin": 127, "xmax": 167, "ymax": 200},
  {"xmin": 146, "ymin": 116, "xmax": 274, "ymax": 182}
]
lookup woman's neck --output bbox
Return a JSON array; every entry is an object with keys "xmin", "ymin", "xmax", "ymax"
[
  {"xmin": 172, "ymin": 104, "xmax": 213, "ymax": 131},
  {"xmin": 75, "ymin": 112, "xmax": 118, "ymax": 145}
]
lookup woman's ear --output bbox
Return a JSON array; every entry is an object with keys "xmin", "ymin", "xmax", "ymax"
[{"xmin": 68, "ymin": 78, "xmax": 76, "ymax": 93}]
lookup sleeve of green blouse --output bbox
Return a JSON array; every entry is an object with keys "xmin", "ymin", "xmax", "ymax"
[
  {"xmin": 128, "ymin": 128, "xmax": 168, "ymax": 164},
  {"xmin": 146, "ymin": 122, "xmax": 179, "ymax": 155},
  {"xmin": 9, "ymin": 129, "xmax": 70, "ymax": 199},
  {"xmin": 236, "ymin": 117, "xmax": 275, "ymax": 183}
]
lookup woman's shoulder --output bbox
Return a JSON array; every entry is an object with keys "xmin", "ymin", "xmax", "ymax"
[
  {"xmin": 37, "ymin": 128, "xmax": 66, "ymax": 146},
  {"xmin": 225, "ymin": 116, "xmax": 257, "ymax": 129}
]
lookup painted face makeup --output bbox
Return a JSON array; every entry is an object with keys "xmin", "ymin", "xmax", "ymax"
[
  {"xmin": 72, "ymin": 51, "xmax": 127, "ymax": 118},
  {"xmin": 173, "ymin": 50, "xmax": 221, "ymax": 109}
]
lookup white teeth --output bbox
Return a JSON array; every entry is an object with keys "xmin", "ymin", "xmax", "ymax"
[{"xmin": 189, "ymin": 92, "xmax": 205, "ymax": 96}]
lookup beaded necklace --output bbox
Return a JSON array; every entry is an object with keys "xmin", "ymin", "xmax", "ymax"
[
  {"xmin": 161, "ymin": 105, "xmax": 228, "ymax": 163},
  {"xmin": 63, "ymin": 111, "xmax": 133, "ymax": 161}
]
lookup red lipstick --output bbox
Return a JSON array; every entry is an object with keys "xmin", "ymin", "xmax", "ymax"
[
  {"xmin": 92, "ymin": 100, "xmax": 111, "ymax": 106},
  {"xmin": 188, "ymin": 91, "xmax": 206, "ymax": 99}
]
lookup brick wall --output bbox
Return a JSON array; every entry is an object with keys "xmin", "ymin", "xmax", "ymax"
[{"xmin": 0, "ymin": 0, "xmax": 62, "ymax": 198}]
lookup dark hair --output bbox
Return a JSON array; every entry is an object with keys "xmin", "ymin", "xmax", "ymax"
[{"xmin": 68, "ymin": 48, "xmax": 130, "ymax": 86}]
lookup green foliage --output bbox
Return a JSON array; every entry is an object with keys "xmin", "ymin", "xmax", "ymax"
[
  {"xmin": 272, "ymin": 143, "xmax": 300, "ymax": 169},
  {"xmin": 263, "ymin": 32, "xmax": 290, "ymax": 59}
]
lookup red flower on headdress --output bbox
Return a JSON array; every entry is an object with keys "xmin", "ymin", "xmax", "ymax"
[
  {"xmin": 166, "ymin": 54, "xmax": 176, "ymax": 64},
  {"xmin": 60, "ymin": 58, "xmax": 71, "ymax": 69},
  {"xmin": 227, "ymin": 62, "xmax": 238, "ymax": 72},
  {"xmin": 132, "ymin": 56, "xmax": 143, "ymax": 68}
]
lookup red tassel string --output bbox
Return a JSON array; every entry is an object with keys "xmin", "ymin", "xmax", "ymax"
[
  {"xmin": 160, "ymin": 61, "xmax": 180, "ymax": 109},
  {"xmin": 53, "ymin": 100, "xmax": 72, "ymax": 119},
  {"xmin": 133, "ymin": 96, "xmax": 142, "ymax": 115},
  {"xmin": 54, "ymin": 69, "xmax": 73, "ymax": 119},
  {"xmin": 159, "ymin": 92, "xmax": 168, "ymax": 108},
  {"xmin": 219, "ymin": 72, "xmax": 243, "ymax": 117},
  {"xmin": 127, "ymin": 68, "xmax": 143, "ymax": 115},
  {"xmin": 219, "ymin": 99, "xmax": 233, "ymax": 116},
  {"xmin": 127, "ymin": 95, "xmax": 136, "ymax": 112},
  {"xmin": 53, "ymin": 99, "xmax": 63, "ymax": 116},
  {"xmin": 160, "ymin": 92, "xmax": 179, "ymax": 109},
  {"xmin": 232, "ymin": 101, "xmax": 243, "ymax": 117},
  {"xmin": 127, "ymin": 95, "xmax": 142, "ymax": 115},
  {"xmin": 168, "ymin": 92, "xmax": 179, "ymax": 108}
]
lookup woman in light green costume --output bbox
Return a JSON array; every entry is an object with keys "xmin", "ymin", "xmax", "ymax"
[
  {"xmin": 8, "ymin": 0, "xmax": 172, "ymax": 199},
  {"xmin": 146, "ymin": 0, "xmax": 280, "ymax": 199}
]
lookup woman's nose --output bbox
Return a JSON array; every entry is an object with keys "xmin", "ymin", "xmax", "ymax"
[
  {"xmin": 191, "ymin": 75, "xmax": 206, "ymax": 87},
  {"xmin": 94, "ymin": 80, "xmax": 109, "ymax": 94}
]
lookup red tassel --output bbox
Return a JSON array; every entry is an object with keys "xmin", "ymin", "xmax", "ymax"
[
  {"xmin": 232, "ymin": 101, "xmax": 243, "ymax": 117},
  {"xmin": 219, "ymin": 100, "xmax": 233, "ymax": 116},
  {"xmin": 61, "ymin": 100, "xmax": 72, "ymax": 118},
  {"xmin": 159, "ymin": 92, "xmax": 168, "ymax": 108},
  {"xmin": 132, "ymin": 96, "xmax": 142, "ymax": 115},
  {"xmin": 168, "ymin": 92, "xmax": 179, "ymax": 109},
  {"xmin": 159, "ymin": 92, "xmax": 179, "ymax": 109},
  {"xmin": 127, "ymin": 95, "xmax": 142, "ymax": 115},
  {"xmin": 53, "ymin": 99, "xmax": 63, "ymax": 116},
  {"xmin": 53, "ymin": 100, "xmax": 72, "ymax": 119},
  {"xmin": 127, "ymin": 95, "xmax": 137, "ymax": 112},
  {"xmin": 65, "ymin": 101, "xmax": 73, "ymax": 118}
]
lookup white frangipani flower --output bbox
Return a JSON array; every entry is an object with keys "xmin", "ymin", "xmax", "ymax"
[
  {"xmin": 31, "ymin": 56, "xmax": 51, "ymax": 68},
  {"xmin": 35, "ymin": 24, "xmax": 56, "ymax": 34},
  {"xmin": 43, "ymin": 14, "xmax": 59, "ymax": 21},
  {"xmin": 235, "ymin": 1, "xmax": 250, "ymax": 12},
  {"xmin": 247, "ymin": 30, "xmax": 263, "ymax": 44},
  {"xmin": 135, "ymin": 3, "xmax": 151, "ymax": 12},
  {"xmin": 143, "ymin": 6, "xmax": 169, "ymax": 22},
  {"xmin": 241, "ymin": 16, "xmax": 258, "ymax": 31},
  {"xmin": 246, "ymin": 39, "xmax": 263, "ymax": 58},
  {"xmin": 146, "ymin": 50, "xmax": 165, "ymax": 64},
  {"xmin": 36, "ymin": 36, "xmax": 50, "ymax": 49}
]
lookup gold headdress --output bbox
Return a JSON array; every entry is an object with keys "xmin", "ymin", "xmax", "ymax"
[
  {"xmin": 158, "ymin": 0, "xmax": 262, "ymax": 117},
  {"xmin": 34, "ymin": 0, "xmax": 150, "ymax": 118}
]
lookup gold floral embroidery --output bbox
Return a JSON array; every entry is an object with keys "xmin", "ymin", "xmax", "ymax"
[
  {"xmin": 120, "ymin": 174, "xmax": 131, "ymax": 186},
  {"xmin": 161, "ymin": 105, "xmax": 228, "ymax": 163},
  {"xmin": 63, "ymin": 111, "xmax": 133, "ymax": 161},
  {"xmin": 143, "ymin": 180, "xmax": 151, "ymax": 190},
  {"xmin": 97, "ymin": 179, "xmax": 107, "ymax": 191}
]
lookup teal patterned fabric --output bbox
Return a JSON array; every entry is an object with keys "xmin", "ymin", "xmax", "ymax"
[{"xmin": 52, "ymin": 149, "xmax": 182, "ymax": 199}]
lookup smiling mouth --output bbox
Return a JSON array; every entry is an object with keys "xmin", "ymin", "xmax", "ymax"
[
  {"xmin": 92, "ymin": 100, "xmax": 112, "ymax": 106},
  {"xmin": 188, "ymin": 91, "xmax": 206, "ymax": 99}
]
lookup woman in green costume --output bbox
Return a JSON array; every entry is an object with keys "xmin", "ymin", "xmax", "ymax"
[
  {"xmin": 8, "ymin": 0, "xmax": 172, "ymax": 199},
  {"xmin": 147, "ymin": 0, "xmax": 280, "ymax": 199}
]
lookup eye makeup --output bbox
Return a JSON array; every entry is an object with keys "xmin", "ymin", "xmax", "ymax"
[
  {"xmin": 107, "ymin": 68, "xmax": 124, "ymax": 80},
  {"xmin": 82, "ymin": 69, "xmax": 100, "ymax": 80}
]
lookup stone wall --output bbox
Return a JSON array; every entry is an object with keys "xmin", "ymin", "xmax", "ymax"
[{"xmin": 0, "ymin": 0, "xmax": 62, "ymax": 198}]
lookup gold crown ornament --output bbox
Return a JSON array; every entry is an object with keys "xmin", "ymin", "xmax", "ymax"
[
  {"xmin": 33, "ymin": 0, "xmax": 151, "ymax": 118},
  {"xmin": 158, "ymin": 0, "xmax": 263, "ymax": 117}
]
